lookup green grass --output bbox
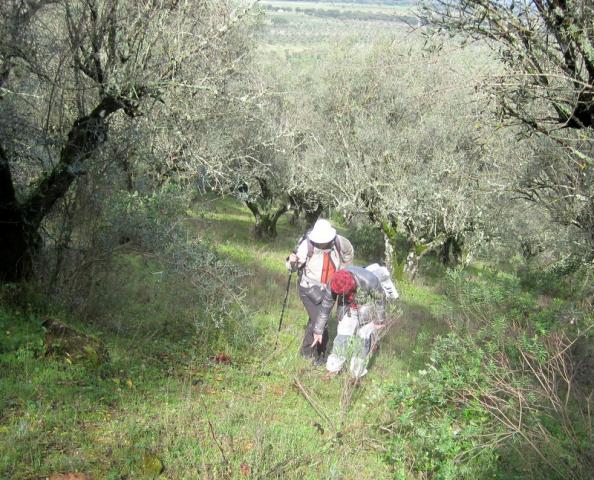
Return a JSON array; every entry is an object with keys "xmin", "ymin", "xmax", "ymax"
[{"xmin": 0, "ymin": 197, "xmax": 450, "ymax": 479}]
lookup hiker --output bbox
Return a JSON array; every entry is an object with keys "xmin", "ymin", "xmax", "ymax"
[
  {"xmin": 286, "ymin": 218, "xmax": 354, "ymax": 364},
  {"xmin": 312, "ymin": 264, "xmax": 398, "ymax": 378}
]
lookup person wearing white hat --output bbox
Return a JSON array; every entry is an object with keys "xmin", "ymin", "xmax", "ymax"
[{"xmin": 286, "ymin": 218, "xmax": 354, "ymax": 364}]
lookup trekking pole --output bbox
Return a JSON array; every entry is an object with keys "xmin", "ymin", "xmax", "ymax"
[{"xmin": 275, "ymin": 271, "xmax": 293, "ymax": 350}]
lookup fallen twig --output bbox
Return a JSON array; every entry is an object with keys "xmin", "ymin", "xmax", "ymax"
[
  {"xmin": 293, "ymin": 376, "xmax": 336, "ymax": 432},
  {"xmin": 198, "ymin": 395, "xmax": 229, "ymax": 465}
]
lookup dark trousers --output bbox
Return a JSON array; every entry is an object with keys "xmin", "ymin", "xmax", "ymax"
[{"xmin": 298, "ymin": 284, "xmax": 328, "ymax": 359}]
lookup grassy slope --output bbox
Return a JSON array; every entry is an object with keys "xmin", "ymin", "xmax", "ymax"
[{"xmin": 0, "ymin": 198, "xmax": 448, "ymax": 479}]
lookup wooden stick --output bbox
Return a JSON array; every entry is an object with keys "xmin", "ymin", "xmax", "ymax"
[{"xmin": 293, "ymin": 376, "xmax": 335, "ymax": 431}]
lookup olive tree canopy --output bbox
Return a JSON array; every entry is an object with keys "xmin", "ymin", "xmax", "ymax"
[
  {"xmin": 0, "ymin": 0, "xmax": 254, "ymax": 281},
  {"xmin": 422, "ymin": 0, "xmax": 594, "ymax": 256},
  {"xmin": 294, "ymin": 39, "xmax": 500, "ymax": 278}
]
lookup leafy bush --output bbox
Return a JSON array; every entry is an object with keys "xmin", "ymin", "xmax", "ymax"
[
  {"xmin": 518, "ymin": 257, "xmax": 594, "ymax": 302},
  {"xmin": 347, "ymin": 222, "xmax": 384, "ymax": 263},
  {"xmin": 385, "ymin": 334, "xmax": 500, "ymax": 479},
  {"xmin": 39, "ymin": 186, "xmax": 257, "ymax": 356},
  {"xmin": 101, "ymin": 189, "xmax": 255, "ymax": 351},
  {"xmin": 385, "ymin": 270, "xmax": 594, "ymax": 479},
  {"xmin": 442, "ymin": 268, "xmax": 535, "ymax": 329}
]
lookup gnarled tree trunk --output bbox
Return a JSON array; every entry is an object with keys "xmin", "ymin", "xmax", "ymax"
[
  {"xmin": 381, "ymin": 220, "xmax": 407, "ymax": 282},
  {"xmin": 439, "ymin": 235, "xmax": 464, "ymax": 267},
  {"xmin": 304, "ymin": 203, "xmax": 324, "ymax": 229},
  {"xmin": 0, "ymin": 144, "xmax": 34, "ymax": 281},
  {"xmin": 246, "ymin": 201, "xmax": 288, "ymax": 240},
  {"xmin": 0, "ymin": 97, "xmax": 124, "ymax": 282}
]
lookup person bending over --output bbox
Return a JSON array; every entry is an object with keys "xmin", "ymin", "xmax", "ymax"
[{"xmin": 312, "ymin": 265, "xmax": 398, "ymax": 378}]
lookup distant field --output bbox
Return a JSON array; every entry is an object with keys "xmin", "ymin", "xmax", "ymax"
[
  {"xmin": 255, "ymin": 0, "xmax": 419, "ymax": 68},
  {"xmin": 260, "ymin": 0, "xmax": 418, "ymax": 26},
  {"xmin": 262, "ymin": 0, "xmax": 416, "ymax": 14}
]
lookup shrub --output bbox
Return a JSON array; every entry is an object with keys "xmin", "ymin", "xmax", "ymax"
[
  {"xmin": 347, "ymin": 222, "xmax": 384, "ymax": 263},
  {"xmin": 385, "ymin": 270, "xmax": 594, "ymax": 479},
  {"xmin": 385, "ymin": 334, "xmax": 500, "ymax": 479},
  {"xmin": 38, "ymin": 186, "xmax": 257, "ymax": 356},
  {"xmin": 518, "ymin": 257, "xmax": 594, "ymax": 303}
]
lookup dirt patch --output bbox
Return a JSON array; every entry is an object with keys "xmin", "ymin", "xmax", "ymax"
[{"xmin": 43, "ymin": 317, "xmax": 109, "ymax": 366}]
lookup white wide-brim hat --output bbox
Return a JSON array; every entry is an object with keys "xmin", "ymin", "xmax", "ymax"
[
  {"xmin": 366, "ymin": 263, "xmax": 399, "ymax": 300},
  {"xmin": 308, "ymin": 219, "xmax": 337, "ymax": 244}
]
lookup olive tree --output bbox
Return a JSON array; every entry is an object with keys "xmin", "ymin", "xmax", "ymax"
[
  {"xmin": 491, "ymin": 131, "xmax": 594, "ymax": 265},
  {"xmin": 423, "ymin": 0, "xmax": 594, "ymax": 133},
  {"xmin": 192, "ymin": 69, "xmax": 300, "ymax": 240},
  {"xmin": 422, "ymin": 0, "xmax": 594, "ymax": 256},
  {"xmin": 296, "ymin": 38, "xmax": 499, "ymax": 279},
  {"xmin": 0, "ymin": 0, "xmax": 254, "ymax": 281}
]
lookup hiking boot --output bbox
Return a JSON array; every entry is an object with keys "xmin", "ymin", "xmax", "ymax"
[
  {"xmin": 312, "ymin": 355, "xmax": 326, "ymax": 367},
  {"xmin": 299, "ymin": 344, "xmax": 317, "ymax": 359},
  {"xmin": 299, "ymin": 350, "xmax": 315, "ymax": 361}
]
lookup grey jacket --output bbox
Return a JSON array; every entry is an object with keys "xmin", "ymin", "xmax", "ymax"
[{"xmin": 314, "ymin": 266, "xmax": 386, "ymax": 335}]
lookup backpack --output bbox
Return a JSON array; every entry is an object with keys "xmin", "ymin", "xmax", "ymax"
[{"xmin": 305, "ymin": 236, "xmax": 342, "ymax": 259}]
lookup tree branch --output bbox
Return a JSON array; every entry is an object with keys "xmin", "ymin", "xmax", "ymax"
[{"xmin": 23, "ymin": 96, "xmax": 124, "ymax": 229}]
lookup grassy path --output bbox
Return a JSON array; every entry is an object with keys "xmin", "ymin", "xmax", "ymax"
[
  {"xmin": 179, "ymin": 199, "xmax": 449, "ymax": 479},
  {"xmin": 0, "ymin": 198, "xmax": 449, "ymax": 479}
]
